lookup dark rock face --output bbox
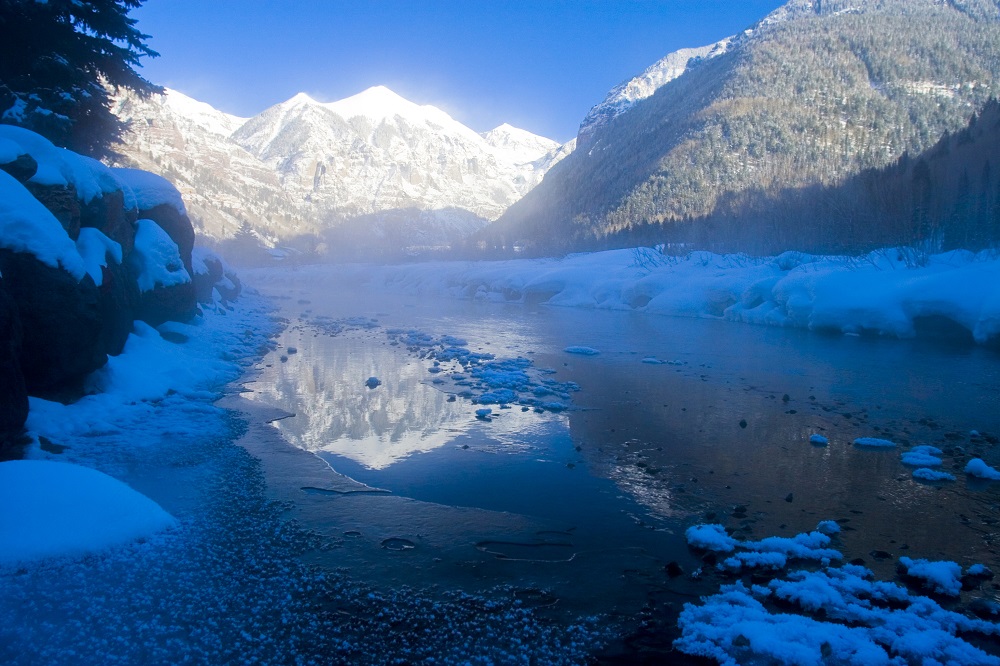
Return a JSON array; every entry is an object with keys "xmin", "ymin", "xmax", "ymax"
[
  {"xmin": 139, "ymin": 204, "xmax": 195, "ymax": 275},
  {"xmin": 98, "ymin": 260, "xmax": 140, "ymax": 357},
  {"xmin": 0, "ymin": 281, "xmax": 28, "ymax": 445},
  {"xmin": 24, "ymin": 183, "xmax": 81, "ymax": 241},
  {"xmin": 0, "ymin": 250, "xmax": 106, "ymax": 392},
  {"xmin": 193, "ymin": 252, "xmax": 242, "ymax": 304},
  {"xmin": 137, "ymin": 282, "xmax": 198, "ymax": 328},
  {"xmin": 81, "ymin": 189, "xmax": 137, "ymax": 259},
  {"xmin": 0, "ymin": 153, "xmax": 38, "ymax": 183}
]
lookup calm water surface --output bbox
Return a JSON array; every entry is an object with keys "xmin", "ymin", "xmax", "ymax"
[{"xmin": 245, "ymin": 266, "xmax": 1000, "ymax": 642}]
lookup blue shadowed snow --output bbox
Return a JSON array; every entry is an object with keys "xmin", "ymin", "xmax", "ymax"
[{"xmin": 965, "ymin": 458, "xmax": 1000, "ymax": 480}]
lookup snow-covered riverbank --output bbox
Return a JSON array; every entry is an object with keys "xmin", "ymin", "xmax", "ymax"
[
  {"xmin": 1, "ymin": 290, "xmax": 610, "ymax": 665},
  {"xmin": 289, "ymin": 247, "xmax": 1000, "ymax": 345}
]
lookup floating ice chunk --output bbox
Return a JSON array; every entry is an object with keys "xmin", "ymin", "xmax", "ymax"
[
  {"xmin": 898, "ymin": 557, "xmax": 963, "ymax": 596},
  {"xmin": 965, "ymin": 458, "xmax": 1000, "ymax": 480},
  {"xmin": 563, "ymin": 346, "xmax": 600, "ymax": 355},
  {"xmin": 475, "ymin": 408, "xmax": 493, "ymax": 420},
  {"xmin": 967, "ymin": 564, "xmax": 993, "ymax": 577},
  {"xmin": 686, "ymin": 524, "xmax": 737, "ymax": 553},
  {"xmin": 901, "ymin": 451, "xmax": 943, "ymax": 467},
  {"xmin": 853, "ymin": 437, "xmax": 896, "ymax": 448},
  {"xmin": 816, "ymin": 520, "xmax": 840, "ymax": 534},
  {"xmin": 910, "ymin": 444, "xmax": 944, "ymax": 456},
  {"xmin": 641, "ymin": 357, "xmax": 664, "ymax": 364},
  {"xmin": 912, "ymin": 468, "xmax": 956, "ymax": 482},
  {"xmin": 364, "ymin": 377, "xmax": 381, "ymax": 389},
  {"xmin": 809, "ymin": 434, "xmax": 829, "ymax": 446}
]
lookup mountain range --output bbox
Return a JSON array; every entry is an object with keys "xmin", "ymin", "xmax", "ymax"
[
  {"xmin": 111, "ymin": 86, "xmax": 569, "ymax": 258},
  {"xmin": 114, "ymin": 0, "xmax": 1000, "ymax": 260},
  {"xmin": 487, "ymin": 0, "xmax": 1000, "ymax": 254}
]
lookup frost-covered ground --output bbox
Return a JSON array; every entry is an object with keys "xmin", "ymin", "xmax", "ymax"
[
  {"xmin": 296, "ymin": 247, "xmax": 1000, "ymax": 345},
  {"xmin": 1, "ymin": 292, "xmax": 608, "ymax": 665}
]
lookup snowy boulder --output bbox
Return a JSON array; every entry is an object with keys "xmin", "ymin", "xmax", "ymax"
[
  {"xmin": 113, "ymin": 169, "xmax": 193, "ymax": 275},
  {"xmin": 0, "ymin": 460, "xmax": 176, "ymax": 565},
  {"xmin": 0, "ymin": 127, "xmax": 134, "ymax": 243},
  {"xmin": 128, "ymin": 219, "xmax": 196, "ymax": 326},
  {"xmin": 79, "ymin": 187, "xmax": 138, "ymax": 260},
  {"xmin": 24, "ymin": 181, "xmax": 82, "ymax": 240},
  {"xmin": 81, "ymin": 232, "xmax": 140, "ymax": 357},
  {"xmin": 191, "ymin": 247, "xmax": 241, "ymax": 304},
  {"xmin": 0, "ymin": 152, "xmax": 38, "ymax": 183},
  {"xmin": 0, "ymin": 283, "xmax": 27, "ymax": 445}
]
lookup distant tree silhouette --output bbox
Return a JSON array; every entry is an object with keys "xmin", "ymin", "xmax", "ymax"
[{"xmin": 0, "ymin": 0, "xmax": 161, "ymax": 157}]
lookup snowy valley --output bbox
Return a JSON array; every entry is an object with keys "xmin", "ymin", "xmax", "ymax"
[{"xmin": 3, "ymin": 0, "xmax": 1000, "ymax": 664}]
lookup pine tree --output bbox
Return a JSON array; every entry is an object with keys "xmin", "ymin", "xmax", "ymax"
[{"xmin": 0, "ymin": 0, "xmax": 161, "ymax": 158}]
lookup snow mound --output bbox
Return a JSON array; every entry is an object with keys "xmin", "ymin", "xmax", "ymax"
[
  {"xmin": 129, "ymin": 219, "xmax": 192, "ymax": 292},
  {"xmin": 965, "ymin": 458, "xmax": 1000, "ymax": 480},
  {"xmin": 112, "ymin": 167, "xmax": 186, "ymax": 215},
  {"xmin": 0, "ymin": 170, "xmax": 86, "ymax": 280},
  {"xmin": 0, "ymin": 460, "xmax": 175, "ymax": 565}
]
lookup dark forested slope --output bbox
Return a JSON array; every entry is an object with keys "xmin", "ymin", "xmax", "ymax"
[{"xmin": 485, "ymin": 0, "xmax": 1000, "ymax": 254}]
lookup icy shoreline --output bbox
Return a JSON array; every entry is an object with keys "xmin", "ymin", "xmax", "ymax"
[
  {"xmin": 2, "ymin": 290, "xmax": 611, "ymax": 664},
  {"xmin": 279, "ymin": 247, "xmax": 1000, "ymax": 346}
]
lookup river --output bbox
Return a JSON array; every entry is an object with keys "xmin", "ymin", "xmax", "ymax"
[{"xmin": 241, "ymin": 265, "xmax": 1000, "ymax": 659}]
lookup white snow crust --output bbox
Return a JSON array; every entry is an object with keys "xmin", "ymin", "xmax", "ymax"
[
  {"xmin": 111, "ymin": 167, "xmax": 187, "ymax": 215},
  {"xmin": 0, "ymin": 169, "xmax": 87, "ymax": 279},
  {"xmin": 0, "ymin": 125, "xmax": 130, "ymax": 205},
  {"xmin": 75, "ymin": 227, "xmax": 122, "ymax": 286}
]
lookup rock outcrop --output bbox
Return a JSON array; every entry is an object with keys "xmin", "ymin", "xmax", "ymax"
[{"xmin": 0, "ymin": 125, "xmax": 227, "ymax": 441}]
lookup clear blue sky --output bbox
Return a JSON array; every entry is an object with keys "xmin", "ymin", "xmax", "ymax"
[{"xmin": 133, "ymin": 0, "xmax": 786, "ymax": 142}]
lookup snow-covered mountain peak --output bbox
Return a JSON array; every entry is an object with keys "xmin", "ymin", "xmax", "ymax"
[
  {"xmin": 577, "ymin": 38, "xmax": 731, "ymax": 145},
  {"xmin": 157, "ymin": 88, "xmax": 248, "ymax": 136},
  {"xmin": 481, "ymin": 123, "xmax": 561, "ymax": 163},
  {"xmin": 318, "ymin": 85, "xmax": 459, "ymax": 130}
]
